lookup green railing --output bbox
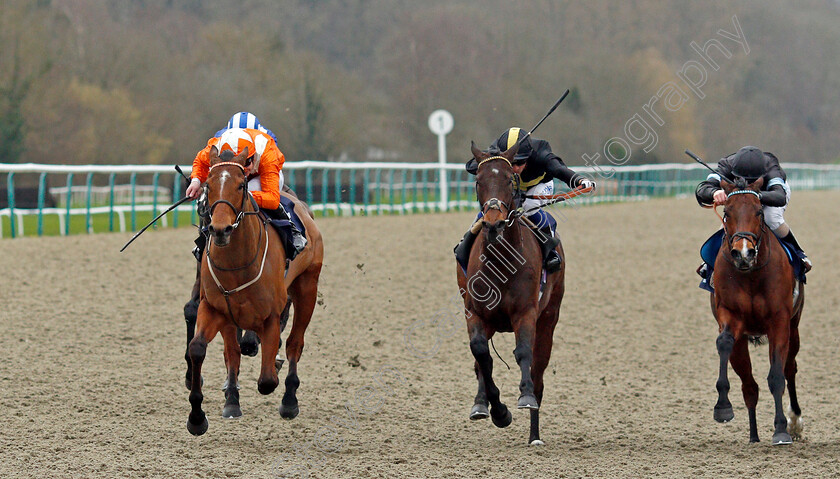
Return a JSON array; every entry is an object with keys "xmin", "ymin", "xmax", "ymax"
[{"xmin": 2, "ymin": 162, "xmax": 839, "ymax": 238}]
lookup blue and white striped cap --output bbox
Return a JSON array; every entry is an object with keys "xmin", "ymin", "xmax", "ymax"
[{"xmin": 226, "ymin": 112, "xmax": 262, "ymax": 130}]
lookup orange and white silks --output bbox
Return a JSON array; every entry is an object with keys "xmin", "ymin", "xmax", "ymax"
[{"xmin": 191, "ymin": 128, "xmax": 286, "ymax": 210}]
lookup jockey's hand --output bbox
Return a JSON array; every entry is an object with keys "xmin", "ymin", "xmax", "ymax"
[
  {"xmin": 577, "ymin": 177, "xmax": 596, "ymax": 190},
  {"xmin": 186, "ymin": 178, "xmax": 202, "ymax": 199},
  {"xmin": 713, "ymin": 189, "xmax": 726, "ymax": 206}
]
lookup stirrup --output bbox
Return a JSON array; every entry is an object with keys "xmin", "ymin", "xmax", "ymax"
[
  {"xmin": 544, "ymin": 251, "xmax": 562, "ymax": 274},
  {"xmin": 802, "ymin": 257, "xmax": 812, "ymax": 273},
  {"xmin": 696, "ymin": 263, "xmax": 709, "ymax": 279}
]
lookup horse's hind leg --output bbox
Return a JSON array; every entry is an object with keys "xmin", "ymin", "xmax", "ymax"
[
  {"xmin": 280, "ymin": 267, "xmax": 320, "ymax": 419},
  {"xmin": 221, "ymin": 323, "xmax": 242, "ymax": 418},
  {"xmin": 528, "ymin": 309, "xmax": 561, "ymax": 446},
  {"xmin": 183, "ymin": 261, "xmax": 201, "ymax": 390},
  {"xmin": 786, "ymin": 296, "xmax": 804, "ymax": 440},
  {"xmin": 187, "ymin": 302, "xmax": 225, "ymax": 436},
  {"xmin": 468, "ymin": 322, "xmax": 511, "ymax": 428},
  {"xmin": 714, "ymin": 324, "xmax": 736, "ymax": 423},
  {"xmin": 729, "ymin": 337, "xmax": 760, "ymax": 442}
]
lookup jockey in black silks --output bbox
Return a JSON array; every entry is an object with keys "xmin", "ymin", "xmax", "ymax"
[
  {"xmin": 455, "ymin": 127, "xmax": 595, "ymax": 274},
  {"xmin": 695, "ymin": 145, "xmax": 811, "ymax": 280}
]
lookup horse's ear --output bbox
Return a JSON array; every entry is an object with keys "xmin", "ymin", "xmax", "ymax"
[
  {"xmin": 208, "ymin": 146, "xmax": 220, "ymax": 165},
  {"xmin": 749, "ymin": 176, "xmax": 765, "ymax": 192},
  {"xmin": 470, "ymin": 141, "xmax": 485, "ymax": 160},
  {"xmin": 720, "ymin": 178, "xmax": 736, "ymax": 195},
  {"xmin": 235, "ymin": 146, "xmax": 250, "ymax": 164},
  {"xmin": 501, "ymin": 141, "xmax": 519, "ymax": 162}
]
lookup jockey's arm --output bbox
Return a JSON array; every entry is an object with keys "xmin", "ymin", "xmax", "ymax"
[
  {"xmin": 695, "ymin": 175, "xmax": 721, "ymax": 206},
  {"xmin": 543, "ymin": 153, "xmax": 577, "ymax": 188},
  {"xmin": 759, "ymin": 183, "xmax": 787, "ymax": 207},
  {"xmin": 186, "ymin": 144, "xmax": 213, "ymax": 199},
  {"xmin": 250, "ymin": 148, "xmax": 284, "ymax": 210}
]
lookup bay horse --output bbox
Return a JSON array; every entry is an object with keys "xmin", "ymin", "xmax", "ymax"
[
  {"xmin": 456, "ymin": 141, "xmax": 565, "ymax": 445},
  {"xmin": 186, "ymin": 147, "xmax": 323, "ymax": 436},
  {"xmin": 711, "ymin": 177, "xmax": 805, "ymax": 445}
]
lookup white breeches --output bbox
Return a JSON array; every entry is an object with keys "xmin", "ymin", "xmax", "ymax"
[
  {"xmin": 522, "ymin": 181, "xmax": 554, "ymax": 213},
  {"xmin": 247, "ymin": 171, "xmax": 284, "ymax": 194},
  {"xmin": 763, "ymin": 181, "xmax": 791, "ymax": 232}
]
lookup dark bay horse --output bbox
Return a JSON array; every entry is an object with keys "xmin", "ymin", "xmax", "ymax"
[
  {"xmin": 711, "ymin": 177, "xmax": 805, "ymax": 445},
  {"xmin": 456, "ymin": 142, "xmax": 566, "ymax": 445},
  {"xmin": 186, "ymin": 147, "xmax": 323, "ymax": 436}
]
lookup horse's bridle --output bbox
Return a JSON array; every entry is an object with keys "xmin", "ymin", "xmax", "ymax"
[
  {"xmin": 477, "ymin": 156, "xmax": 522, "ymax": 226},
  {"xmin": 206, "ymin": 162, "xmax": 260, "ymax": 231},
  {"xmin": 721, "ymin": 189, "xmax": 768, "ymax": 269}
]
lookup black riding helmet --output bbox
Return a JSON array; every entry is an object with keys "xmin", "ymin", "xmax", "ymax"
[
  {"xmin": 731, "ymin": 146, "xmax": 767, "ymax": 181},
  {"xmin": 495, "ymin": 127, "xmax": 532, "ymax": 164}
]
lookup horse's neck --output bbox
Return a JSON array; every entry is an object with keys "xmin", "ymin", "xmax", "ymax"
[{"xmin": 477, "ymin": 223, "xmax": 531, "ymax": 275}]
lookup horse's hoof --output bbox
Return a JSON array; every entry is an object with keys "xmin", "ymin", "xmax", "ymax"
[
  {"xmin": 279, "ymin": 403, "xmax": 299, "ymax": 420},
  {"xmin": 749, "ymin": 436, "xmax": 760, "ymax": 443},
  {"xmin": 470, "ymin": 404, "xmax": 490, "ymax": 420},
  {"xmin": 240, "ymin": 342, "xmax": 259, "ymax": 357},
  {"xmin": 491, "ymin": 407, "xmax": 512, "ymax": 428},
  {"xmin": 529, "ymin": 439, "xmax": 545, "ymax": 446},
  {"xmin": 772, "ymin": 432, "xmax": 793, "ymax": 446},
  {"xmin": 714, "ymin": 406, "xmax": 734, "ymax": 423},
  {"xmin": 787, "ymin": 408, "xmax": 804, "ymax": 440},
  {"xmin": 222, "ymin": 404, "xmax": 242, "ymax": 419},
  {"xmin": 187, "ymin": 416, "xmax": 209, "ymax": 436},
  {"xmin": 517, "ymin": 394, "xmax": 539, "ymax": 410},
  {"xmin": 275, "ymin": 357, "xmax": 285, "ymax": 373}
]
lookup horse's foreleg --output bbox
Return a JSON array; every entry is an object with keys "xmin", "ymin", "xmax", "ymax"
[
  {"xmin": 729, "ymin": 337, "xmax": 759, "ymax": 442},
  {"xmin": 714, "ymin": 324, "xmax": 735, "ymax": 423},
  {"xmin": 257, "ymin": 313, "xmax": 281, "ymax": 397},
  {"xmin": 469, "ymin": 360, "xmax": 490, "ymax": 420},
  {"xmin": 528, "ymin": 310, "xmax": 560, "ymax": 446},
  {"xmin": 785, "ymin": 310, "xmax": 803, "ymax": 440},
  {"xmin": 768, "ymin": 327, "xmax": 792, "ymax": 445},
  {"xmin": 468, "ymin": 323, "xmax": 510, "ymax": 428},
  {"xmin": 280, "ymin": 269, "xmax": 319, "ymax": 420},
  {"xmin": 183, "ymin": 261, "xmax": 201, "ymax": 390},
  {"xmin": 513, "ymin": 316, "xmax": 538, "ymax": 410},
  {"xmin": 221, "ymin": 323, "xmax": 242, "ymax": 418},
  {"xmin": 187, "ymin": 302, "xmax": 224, "ymax": 436}
]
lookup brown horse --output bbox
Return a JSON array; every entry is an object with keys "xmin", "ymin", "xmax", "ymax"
[
  {"xmin": 456, "ymin": 142, "xmax": 566, "ymax": 445},
  {"xmin": 186, "ymin": 147, "xmax": 323, "ymax": 436},
  {"xmin": 711, "ymin": 177, "xmax": 805, "ymax": 445}
]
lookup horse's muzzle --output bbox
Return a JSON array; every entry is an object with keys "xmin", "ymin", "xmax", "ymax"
[
  {"xmin": 483, "ymin": 220, "xmax": 506, "ymax": 244},
  {"xmin": 208, "ymin": 223, "xmax": 233, "ymax": 246},
  {"xmin": 730, "ymin": 246, "xmax": 757, "ymax": 270}
]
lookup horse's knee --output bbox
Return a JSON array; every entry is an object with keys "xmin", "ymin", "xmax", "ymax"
[
  {"xmin": 513, "ymin": 342, "xmax": 532, "ymax": 364},
  {"xmin": 716, "ymin": 330, "xmax": 734, "ymax": 355},
  {"xmin": 184, "ymin": 300, "xmax": 199, "ymax": 324},
  {"xmin": 768, "ymin": 366, "xmax": 785, "ymax": 395},
  {"xmin": 469, "ymin": 336, "xmax": 490, "ymax": 361},
  {"xmin": 189, "ymin": 337, "xmax": 207, "ymax": 363}
]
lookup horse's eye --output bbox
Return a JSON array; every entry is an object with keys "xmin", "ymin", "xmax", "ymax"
[{"xmin": 239, "ymin": 182, "xmax": 247, "ymax": 191}]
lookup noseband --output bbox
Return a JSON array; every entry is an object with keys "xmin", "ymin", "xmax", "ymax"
[{"xmin": 722, "ymin": 189, "xmax": 767, "ymax": 268}]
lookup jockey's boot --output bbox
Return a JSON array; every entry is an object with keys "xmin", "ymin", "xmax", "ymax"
[
  {"xmin": 271, "ymin": 205, "xmax": 307, "ymax": 254},
  {"xmin": 535, "ymin": 224, "xmax": 562, "ymax": 273},
  {"xmin": 192, "ymin": 226, "xmax": 208, "ymax": 261},
  {"xmin": 781, "ymin": 230, "xmax": 811, "ymax": 273},
  {"xmin": 696, "ymin": 263, "xmax": 709, "ymax": 279},
  {"xmin": 454, "ymin": 228, "xmax": 479, "ymax": 269}
]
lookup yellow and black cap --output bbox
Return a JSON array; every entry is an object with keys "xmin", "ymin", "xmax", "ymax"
[{"xmin": 496, "ymin": 127, "xmax": 532, "ymax": 164}]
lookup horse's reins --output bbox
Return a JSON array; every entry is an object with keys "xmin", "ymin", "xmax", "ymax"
[
  {"xmin": 705, "ymin": 189, "xmax": 769, "ymax": 270},
  {"xmin": 204, "ymin": 161, "xmax": 271, "ymax": 327}
]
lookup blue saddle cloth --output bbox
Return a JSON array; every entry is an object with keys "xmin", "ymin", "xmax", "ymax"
[
  {"xmin": 699, "ymin": 230, "xmax": 806, "ymax": 293},
  {"xmin": 263, "ymin": 196, "xmax": 306, "ymax": 261}
]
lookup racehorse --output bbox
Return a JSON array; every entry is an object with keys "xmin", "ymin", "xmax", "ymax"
[
  {"xmin": 710, "ymin": 177, "xmax": 805, "ymax": 445},
  {"xmin": 185, "ymin": 146, "xmax": 323, "ymax": 435},
  {"xmin": 456, "ymin": 141, "xmax": 566, "ymax": 445}
]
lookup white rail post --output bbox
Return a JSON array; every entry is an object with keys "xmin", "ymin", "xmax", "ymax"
[{"xmin": 428, "ymin": 110, "xmax": 454, "ymax": 211}]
